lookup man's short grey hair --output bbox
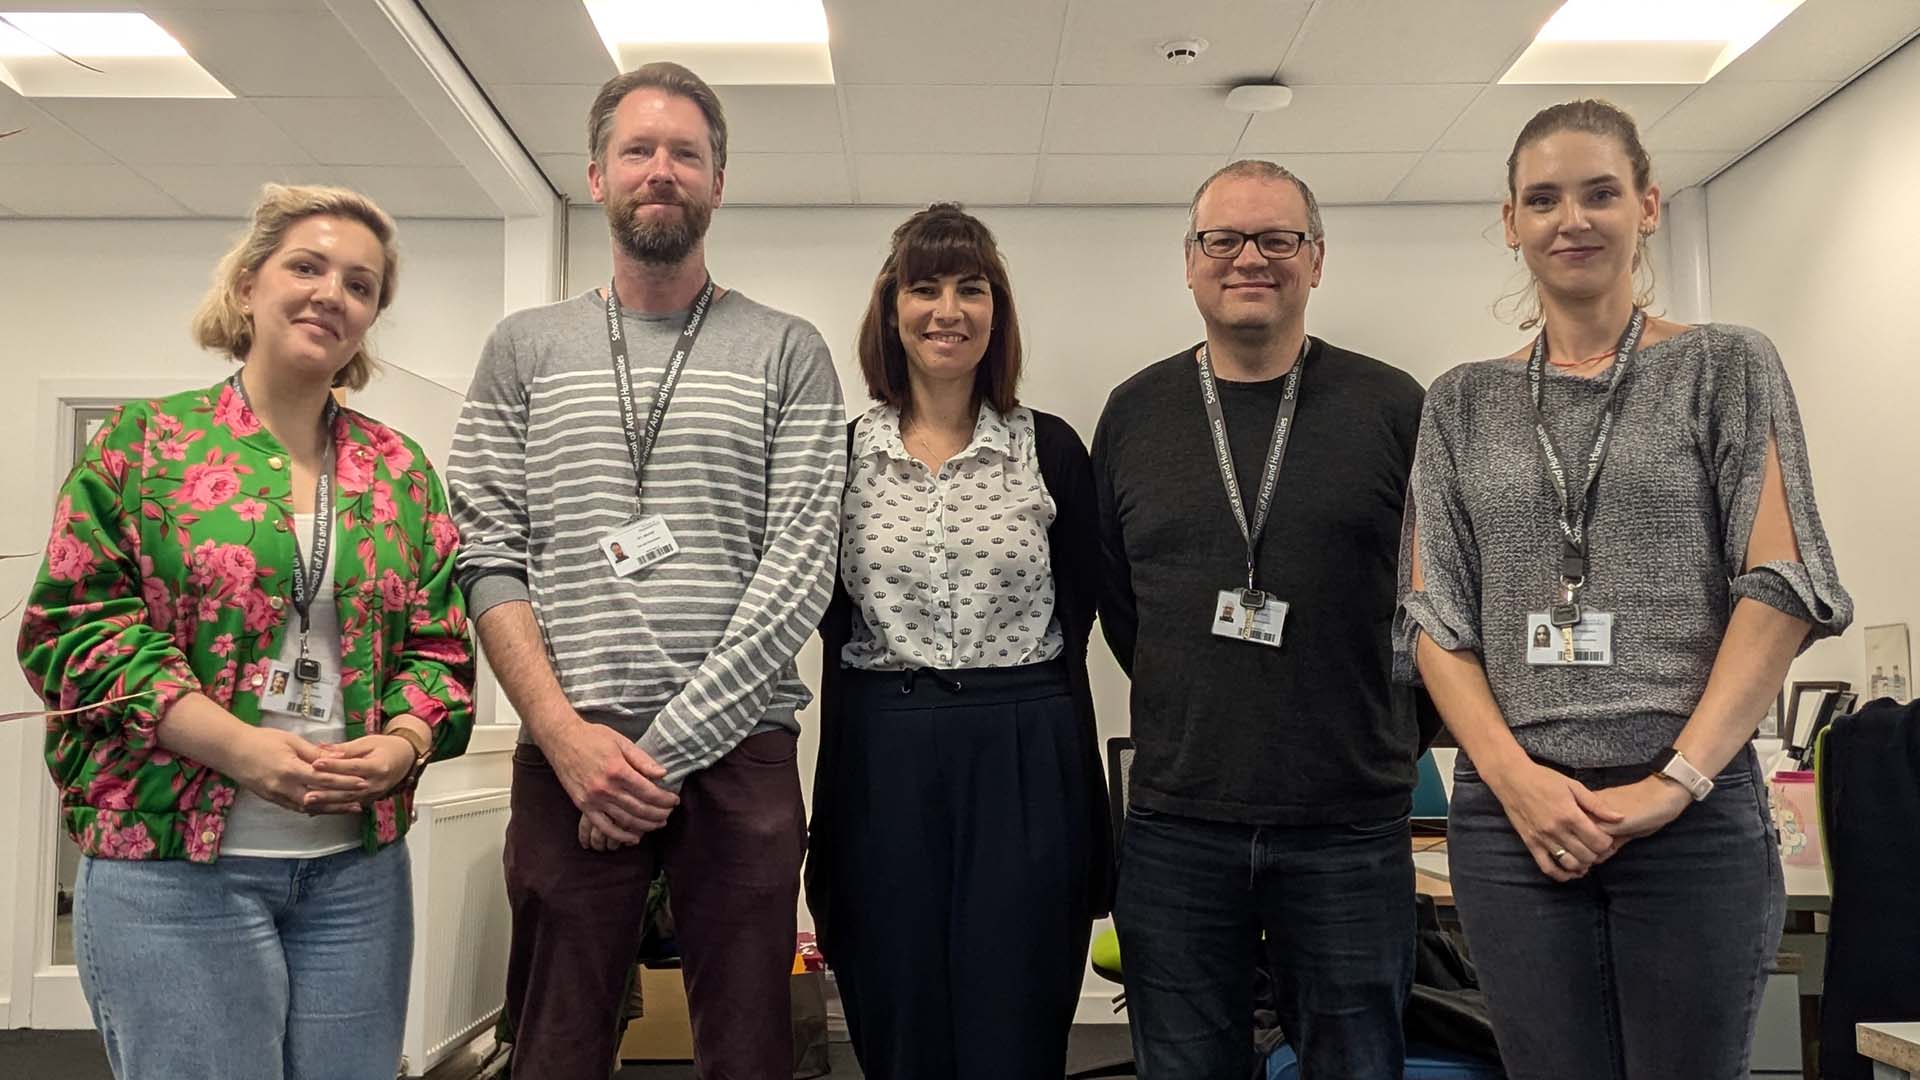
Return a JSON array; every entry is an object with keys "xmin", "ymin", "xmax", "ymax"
[
  {"xmin": 1186, "ymin": 159, "xmax": 1324, "ymax": 242},
  {"xmin": 587, "ymin": 61, "xmax": 728, "ymax": 170}
]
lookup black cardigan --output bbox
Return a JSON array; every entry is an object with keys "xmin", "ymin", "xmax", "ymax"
[{"xmin": 805, "ymin": 409, "xmax": 1115, "ymax": 958}]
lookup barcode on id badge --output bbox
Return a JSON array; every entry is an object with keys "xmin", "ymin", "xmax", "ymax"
[
  {"xmin": 1248, "ymin": 629, "xmax": 1277, "ymax": 644},
  {"xmin": 1573, "ymin": 650, "xmax": 1604, "ymax": 662},
  {"xmin": 637, "ymin": 543, "xmax": 674, "ymax": 563}
]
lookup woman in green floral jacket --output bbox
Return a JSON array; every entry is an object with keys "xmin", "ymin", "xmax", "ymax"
[{"xmin": 16, "ymin": 184, "xmax": 474, "ymax": 1080}]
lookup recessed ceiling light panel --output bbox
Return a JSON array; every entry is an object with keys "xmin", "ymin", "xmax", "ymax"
[
  {"xmin": 582, "ymin": 0, "xmax": 835, "ymax": 84},
  {"xmin": 0, "ymin": 12, "xmax": 232, "ymax": 97},
  {"xmin": 1501, "ymin": 0, "xmax": 1806, "ymax": 84}
]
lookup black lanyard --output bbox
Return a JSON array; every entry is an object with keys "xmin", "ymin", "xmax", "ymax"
[
  {"xmin": 1195, "ymin": 338, "xmax": 1307, "ymax": 598},
  {"xmin": 605, "ymin": 277, "xmax": 716, "ymax": 502},
  {"xmin": 229, "ymin": 374, "xmax": 336, "ymax": 667},
  {"xmin": 1525, "ymin": 307, "xmax": 1645, "ymax": 594}
]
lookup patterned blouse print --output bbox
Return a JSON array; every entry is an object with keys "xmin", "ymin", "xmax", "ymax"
[
  {"xmin": 840, "ymin": 402, "xmax": 1064, "ymax": 671},
  {"xmin": 16, "ymin": 379, "xmax": 475, "ymax": 863}
]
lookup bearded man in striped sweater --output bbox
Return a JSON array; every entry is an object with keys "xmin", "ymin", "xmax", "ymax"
[{"xmin": 447, "ymin": 62, "xmax": 844, "ymax": 1080}]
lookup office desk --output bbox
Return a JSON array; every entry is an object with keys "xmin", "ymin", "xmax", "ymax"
[
  {"xmin": 1412, "ymin": 837, "xmax": 1451, "ymax": 905},
  {"xmin": 1860, "ymin": 1023, "xmax": 1920, "ymax": 1079}
]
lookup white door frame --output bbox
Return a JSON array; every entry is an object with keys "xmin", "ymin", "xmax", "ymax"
[{"xmin": 8, "ymin": 379, "xmax": 210, "ymax": 1029}]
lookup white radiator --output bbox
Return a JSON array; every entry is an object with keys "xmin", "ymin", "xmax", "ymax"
[{"xmin": 401, "ymin": 787, "xmax": 512, "ymax": 1078}]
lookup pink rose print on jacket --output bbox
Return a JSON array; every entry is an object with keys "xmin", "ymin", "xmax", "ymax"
[
  {"xmin": 375, "ymin": 799, "xmax": 399, "ymax": 843},
  {"xmin": 428, "ymin": 513, "xmax": 459, "ymax": 558},
  {"xmin": 22, "ymin": 383, "xmax": 476, "ymax": 863},
  {"xmin": 367, "ymin": 424, "xmax": 414, "ymax": 476},
  {"xmin": 175, "ymin": 449, "xmax": 247, "ymax": 511},
  {"xmin": 380, "ymin": 569, "xmax": 420, "ymax": 613},
  {"xmin": 413, "ymin": 637, "xmax": 470, "ymax": 665},
  {"xmin": 240, "ymin": 656, "xmax": 274, "ymax": 695},
  {"xmin": 371, "ymin": 480, "xmax": 399, "ymax": 525},
  {"xmin": 337, "ymin": 444, "xmax": 376, "ymax": 495},
  {"xmin": 99, "ymin": 447, "xmax": 129, "ymax": 486},
  {"xmin": 94, "ymin": 814, "xmax": 158, "ymax": 859},
  {"xmin": 400, "ymin": 681, "xmax": 445, "ymax": 721},
  {"xmin": 213, "ymin": 384, "xmax": 263, "ymax": 437},
  {"xmin": 183, "ymin": 811, "xmax": 223, "ymax": 861},
  {"xmin": 46, "ymin": 534, "xmax": 98, "ymax": 582},
  {"xmin": 87, "ymin": 772, "xmax": 136, "ymax": 811},
  {"xmin": 189, "ymin": 540, "xmax": 260, "ymax": 595},
  {"xmin": 235, "ymin": 586, "xmax": 277, "ymax": 632},
  {"xmin": 49, "ymin": 494, "xmax": 78, "ymax": 538}
]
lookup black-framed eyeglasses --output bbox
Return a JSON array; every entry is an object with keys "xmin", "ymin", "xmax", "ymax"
[{"xmin": 1189, "ymin": 228, "xmax": 1312, "ymax": 261}]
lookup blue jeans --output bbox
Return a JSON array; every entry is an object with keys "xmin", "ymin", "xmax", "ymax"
[
  {"xmin": 1448, "ymin": 751, "xmax": 1785, "ymax": 1080},
  {"xmin": 1115, "ymin": 806, "xmax": 1415, "ymax": 1080},
  {"xmin": 74, "ymin": 842, "xmax": 413, "ymax": 1080}
]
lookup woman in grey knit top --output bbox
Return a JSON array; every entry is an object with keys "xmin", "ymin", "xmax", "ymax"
[{"xmin": 1398, "ymin": 101, "xmax": 1851, "ymax": 1079}]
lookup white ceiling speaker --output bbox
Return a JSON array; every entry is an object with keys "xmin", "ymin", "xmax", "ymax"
[
  {"xmin": 1158, "ymin": 38, "xmax": 1209, "ymax": 64},
  {"xmin": 1225, "ymin": 84, "xmax": 1295, "ymax": 112}
]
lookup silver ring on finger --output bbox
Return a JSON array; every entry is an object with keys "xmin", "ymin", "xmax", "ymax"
[{"xmin": 1550, "ymin": 846, "xmax": 1572, "ymax": 862}]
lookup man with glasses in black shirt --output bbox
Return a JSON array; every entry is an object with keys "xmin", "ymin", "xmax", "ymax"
[{"xmin": 1091, "ymin": 160, "xmax": 1429, "ymax": 1078}]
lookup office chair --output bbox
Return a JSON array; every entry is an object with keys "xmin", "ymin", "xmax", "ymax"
[
  {"xmin": 1412, "ymin": 749, "xmax": 1449, "ymax": 823},
  {"xmin": 1064, "ymin": 737, "xmax": 1135, "ymax": 1079}
]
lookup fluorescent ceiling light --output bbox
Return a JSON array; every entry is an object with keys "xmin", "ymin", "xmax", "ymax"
[
  {"xmin": 0, "ymin": 12, "xmax": 232, "ymax": 97},
  {"xmin": 1501, "ymin": 0, "xmax": 1806, "ymax": 84},
  {"xmin": 582, "ymin": 0, "xmax": 834, "ymax": 84}
]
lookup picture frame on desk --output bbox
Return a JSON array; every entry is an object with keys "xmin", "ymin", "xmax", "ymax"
[
  {"xmin": 1785, "ymin": 680, "xmax": 1850, "ymax": 758},
  {"xmin": 1864, "ymin": 622, "xmax": 1912, "ymax": 704}
]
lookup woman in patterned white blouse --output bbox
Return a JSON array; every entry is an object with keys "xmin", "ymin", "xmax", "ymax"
[{"xmin": 805, "ymin": 204, "xmax": 1111, "ymax": 1080}]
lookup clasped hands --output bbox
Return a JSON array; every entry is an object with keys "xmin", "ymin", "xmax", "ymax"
[
  {"xmin": 229, "ymin": 726, "xmax": 419, "ymax": 815},
  {"xmin": 540, "ymin": 715, "xmax": 679, "ymax": 852},
  {"xmin": 1491, "ymin": 761, "xmax": 1693, "ymax": 882}
]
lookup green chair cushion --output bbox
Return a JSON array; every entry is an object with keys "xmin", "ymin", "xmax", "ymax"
[{"xmin": 1090, "ymin": 927, "xmax": 1122, "ymax": 981}]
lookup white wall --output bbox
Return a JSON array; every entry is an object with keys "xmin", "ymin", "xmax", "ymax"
[
  {"xmin": 1705, "ymin": 36, "xmax": 1920, "ymax": 689},
  {"xmin": 571, "ymin": 198, "xmax": 1678, "ymax": 1015},
  {"xmin": 0, "ymin": 216, "xmax": 503, "ymax": 1023}
]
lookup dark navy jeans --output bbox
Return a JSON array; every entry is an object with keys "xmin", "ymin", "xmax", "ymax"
[
  {"xmin": 1115, "ymin": 805, "xmax": 1415, "ymax": 1079},
  {"xmin": 1448, "ymin": 749, "xmax": 1785, "ymax": 1080}
]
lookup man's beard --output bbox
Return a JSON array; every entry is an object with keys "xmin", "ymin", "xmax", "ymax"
[{"xmin": 608, "ymin": 189, "xmax": 712, "ymax": 266}]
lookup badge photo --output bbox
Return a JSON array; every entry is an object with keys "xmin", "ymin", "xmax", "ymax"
[
  {"xmin": 1212, "ymin": 588, "xmax": 1287, "ymax": 648},
  {"xmin": 600, "ymin": 514, "xmax": 679, "ymax": 578},
  {"xmin": 258, "ymin": 659, "xmax": 340, "ymax": 721},
  {"xmin": 1525, "ymin": 610, "xmax": 1615, "ymax": 667}
]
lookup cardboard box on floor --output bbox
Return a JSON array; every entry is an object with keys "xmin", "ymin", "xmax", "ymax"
[
  {"xmin": 617, "ymin": 958, "xmax": 831, "ymax": 1075},
  {"xmin": 620, "ymin": 965, "xmax": 693, "ymax": 1063}
]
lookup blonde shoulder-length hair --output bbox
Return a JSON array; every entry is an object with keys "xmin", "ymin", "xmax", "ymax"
[{"xmin": 191, "ymin": 183, "xmax": 400, "ymax": 391}]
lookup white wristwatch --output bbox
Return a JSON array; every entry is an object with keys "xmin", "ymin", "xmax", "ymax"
[{"xmin": 1650, "ymin": 748, "xmax": 1714, "ymax": 802}]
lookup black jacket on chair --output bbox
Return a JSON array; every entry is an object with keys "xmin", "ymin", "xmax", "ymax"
[
  {"xmin": 1818, "ymin": 697, "xmax": 1920, "ymax": 1080},
  {"xmin": 804, "ymin": 410, "xmax": 1115, "ymax": 960}
]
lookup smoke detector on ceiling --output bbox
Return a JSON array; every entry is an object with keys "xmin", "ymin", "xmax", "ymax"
[
  {"xmin": 1159, "ymin": 38, "xmax": 1209, "ymax": 65},
  {"xmin": 1225, "ymin": 83, "xmax": 1294, "ymax": 112}
]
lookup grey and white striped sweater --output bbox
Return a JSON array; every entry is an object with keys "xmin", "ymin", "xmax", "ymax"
[{"xmin": 446, "ymin": 288, "xmax": 845, "ymax": 786}]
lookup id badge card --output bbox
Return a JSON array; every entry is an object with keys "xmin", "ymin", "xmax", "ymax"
[
  {"xmin": 1526, "ymin": 610, "xmax": 1616, "ymax": 666},
  {"xmin": 1212, "ymin": 589, "xmax": 1288, "ymax": 648},
  {"xmin": 600, "ymin": 515, "xmax": 679, "ymax": 577},
  {"xmin": 260, "ymin": 660, "xmax": 340, "ymax": 721}
]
